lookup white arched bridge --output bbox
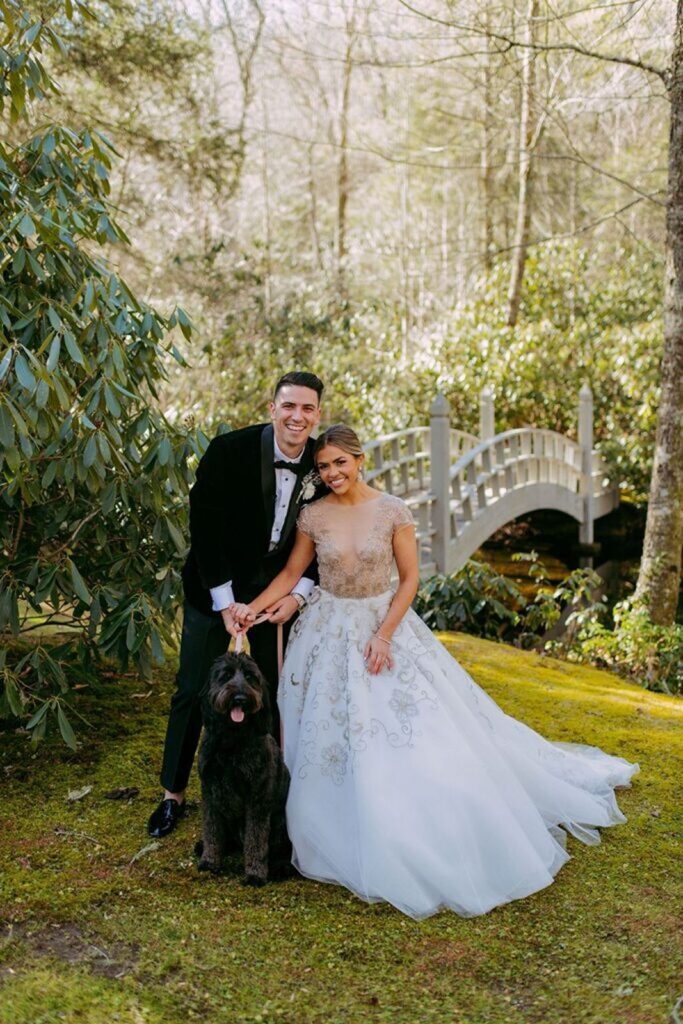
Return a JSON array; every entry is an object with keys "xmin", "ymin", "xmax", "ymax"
[{"xmin": 363, "ymin": 385, "xmax": 619, "ymax": 577}]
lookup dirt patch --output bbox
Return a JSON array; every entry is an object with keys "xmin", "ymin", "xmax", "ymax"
[
  {"xmin": 1, "ymin": 921, "xmax": 139, "ymax": 980},
  {"xmin": 413, "ymin": 934, "xmax": 487, "ymax": 974}
]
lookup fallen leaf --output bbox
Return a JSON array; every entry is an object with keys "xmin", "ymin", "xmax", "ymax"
[
  {"xmin": 66, "ymin": 785, "xmax": 93, "ymax": 803},
  {"xmin": 129, "ymin": 842, "xmax": 160, "ymax": 865}
]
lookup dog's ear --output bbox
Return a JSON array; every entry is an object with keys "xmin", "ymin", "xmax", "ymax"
[
  {"xmin": 201, "ymin": 654, "xmax": 226, "ymax": 701},
  {"xmin": 241, "ymin": 656, "xmax": 272, "ymax": 734}
]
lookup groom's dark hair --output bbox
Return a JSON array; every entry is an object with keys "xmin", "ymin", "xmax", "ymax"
[{"xmin": 274, "ymin": 372, "xmax": 324, "ymax": 403}]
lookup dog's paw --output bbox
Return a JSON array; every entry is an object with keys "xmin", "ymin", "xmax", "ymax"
[
  {"xmin": 241, "ymin": 873, "xmax": 267, "ymax": 888},
  {"xmin": 197, "ymin": 857, "xmax": 221, "ymax": 874}
]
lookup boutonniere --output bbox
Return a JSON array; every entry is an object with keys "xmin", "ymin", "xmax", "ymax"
[{"xmin": 298, "ymin": 469, "xmax": 321, "ymax": 504}]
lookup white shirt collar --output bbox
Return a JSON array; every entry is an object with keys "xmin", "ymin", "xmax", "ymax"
[{"xmin": 273, "ymin": 435, "xmax": 305, "ymax": 465}]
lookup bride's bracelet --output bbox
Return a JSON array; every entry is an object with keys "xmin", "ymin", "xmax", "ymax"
[{"xmin": 374, "ymin": 633, "xmax": 392, "ymax": 647}]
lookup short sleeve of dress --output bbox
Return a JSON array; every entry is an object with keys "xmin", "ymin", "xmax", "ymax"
[
  {"xmin": 297, "ymin": 503, "xmax": 315, "ymax": 539},
  {"xmin": 392, "ymin": 499, "xmax": 415, "ymax": 536}
]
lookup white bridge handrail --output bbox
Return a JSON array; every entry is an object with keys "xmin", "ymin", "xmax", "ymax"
[{"xmin": 361, "ymin": 388, "xmax": 619, "ymax": 577}]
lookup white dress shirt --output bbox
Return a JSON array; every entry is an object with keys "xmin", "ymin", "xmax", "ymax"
[{"xmin": 209, "ymin": 436, "xmax": 315, "ymax": 612}]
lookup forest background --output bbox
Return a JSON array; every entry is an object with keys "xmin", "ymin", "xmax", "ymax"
[
  {"xmin": 1, "ymin": 0, "xmax": 681, "ymax": 744},
  {"xmin": 58, "ymin": 0, "xmax": 671, "ymax": 485}
]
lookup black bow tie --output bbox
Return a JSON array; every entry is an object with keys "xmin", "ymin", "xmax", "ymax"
[{"xmin": 273, "ymin": 459, "xmax": 305, "ymax": 474}]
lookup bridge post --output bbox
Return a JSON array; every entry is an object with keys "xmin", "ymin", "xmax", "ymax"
[
  {"xmin": 579, "ymin": 383, "xmax": 594, "ymax": 545},
  {"xmin": 430, "ymin": 393, "xmax": 451, "ymax": 574},
  {"xmin": 479, "ymin": 386, "xmax": 495, "ymax": 440}
]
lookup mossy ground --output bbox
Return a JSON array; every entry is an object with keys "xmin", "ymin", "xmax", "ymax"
[{"xmin": 1, "ymin": 634, "xmax": 681, "ymax": 1024}]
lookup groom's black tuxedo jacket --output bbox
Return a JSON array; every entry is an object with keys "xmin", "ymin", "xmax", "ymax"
[{"xmin": 181, "ymin": 423, "xmax": 321, "ymax": 616}]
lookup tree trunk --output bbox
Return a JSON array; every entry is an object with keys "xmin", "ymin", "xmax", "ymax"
[
  {"xmin": 506, "ymin": 0, "xmax": 539, "ymax": 327},
  {"xmin": 307, "ymin": 144, "xmax": 324, "ymax": 272},
  {"xmin": 635, "ymin": 2, "xmax": 683, "ymax": 625},
  {"xmin": 260, "ymin": 95, "xmax": 272, "ymax": 317},
  {"xmin": 336, "ymin": 29, "xmax": 354, "ymax": 295},
  {"xmin": 399, "ymin": 159, "xmax": 410, "ymax": 360},
  {"xmin": 481, "ymin": 15, "xmax": 494, "ymax": 272}
]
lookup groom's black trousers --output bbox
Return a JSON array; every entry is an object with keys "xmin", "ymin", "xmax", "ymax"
[{"xmin": 159, "ymin": 602, "xmax": 291, "ymax": 794}]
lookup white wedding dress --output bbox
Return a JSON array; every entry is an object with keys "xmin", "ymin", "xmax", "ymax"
[{"xmin": 278, "ymin": 492, "xmax": 638, "ymax": 920}]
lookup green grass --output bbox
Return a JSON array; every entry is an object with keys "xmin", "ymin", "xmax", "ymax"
[{"xmin": 1, "ymin": 633, "xmax": 681, "ymax": 1024}]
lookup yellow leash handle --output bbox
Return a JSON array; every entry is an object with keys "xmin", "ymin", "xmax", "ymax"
[{"xmin": 233, "ymin": 614, "xmax": 284, "ymax": 676}]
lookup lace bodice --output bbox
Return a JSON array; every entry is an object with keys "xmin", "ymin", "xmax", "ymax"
[{"xmin": 297, "ymin": 492, "xmax": 415, "ymax": 598}]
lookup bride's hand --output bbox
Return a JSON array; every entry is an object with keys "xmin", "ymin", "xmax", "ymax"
[
  {"xmin": 364, "ymin": 635, "xmax": 394, "ymax": 675},
  {"xmin": 228, "ymin": 602, "xmax": 257, "ymax": 627}
]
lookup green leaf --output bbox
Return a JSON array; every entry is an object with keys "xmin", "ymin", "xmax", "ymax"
[
  {"xmin": 150, "ymin": 628, "xmax": 164, "ymax": 664},
  {"xmin": 17, "ymin": 213, "xmax": 36, "ymax": 238},
  {"xmin": 41, "ymin": 460, "xmax": 58, "ymax": 487},
  {"xmin": 103, "ymin": 382, "xmax": 121, "ymax": 417},
  {"xmin": 46, "ymin": 334, "xmax": 61, "ymax": 372},
  {"xmin": 3, "ymin": 676, "xmax": 23, "ymax": 717},
  {"xmin": 26, "ymin": 251, "xmax": 45, "ymax": 281},
  {"xmin": 57, "ymin": 704, "xmax": 78, "ymax": 751},
  {"xmin": 83, "ymin": 433, "xmax": 98, "ymax": 468},
  {"xmin": 47, "ymin": 306, "xmax": 62, "ymax": 332},
  {"xmin": 0, "ymin": 406, "xmax": 14, "ymax": 447},
  {"xmin": 14, "ymin": 352, "xmax": 36, "ymax": 390},
  {"xmin": 63, "ymin": 331, "xmax": 85, "ymax": 366},
  {"xmin": 12, "ymin": 248, "xmax": 26, "ymax": 274},
  {"xmin": 35, "ymin": 378, "xmax": 49, "ymax": 409},
  {"xmin": 97, "ymin": 433, "xmax": 110, "ymax": 461},
  {"xmin": 6, "ymin": 400, "xmax": 29, "ymax": 437},
  {"xmin": 157, "ymin": 437, "xmax": 172, "ymax": 466},
  {"xmin": 126, "ymin": 616, "xmax": 136, "ymax": 652},
  {"xmin": 101, "ymin": 481, "xmax": 117, "ymax": 514},
  {"xmin": 0, "ymin": 349, "xmax": 12, "ymax": 382},
  {"xmin": 165, "ymin": 516, "xmax": 186, "ymax": 553},
  {"xmin": 25, "ymin": 22, "xmax": 42, "ymax": 46},
  {"xmin": 31, "ymin": 714, "xmax": 48, "ymax": 745},
  {"xmin": 26, "ymin": 701, "xmax": 50, "ymax": 730},
  {"xmin": 53, "ymin": 374, "xmax": 70, "ymax": 409},
  {"xmin": 67, "ymin": 558, "xmax": 91, "ymax": 605},
  {"xmin": 3, "ymin": 446, "xmax": 20, "ymax": 472}
]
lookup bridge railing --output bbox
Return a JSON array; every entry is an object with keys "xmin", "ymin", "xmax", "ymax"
[
  {"xmin": 362, "ymin": 385, "xmax": 619, "ymax": 576},
  {"xmin": 362, "ymin": 425, "xmax": 480, "ymax": 574}
]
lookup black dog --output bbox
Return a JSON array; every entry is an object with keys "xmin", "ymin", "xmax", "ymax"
[{"xmin": 197, "ymin": 651, "xmax": 292, "ymax": 886}]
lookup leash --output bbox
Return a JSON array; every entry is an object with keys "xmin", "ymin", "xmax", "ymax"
[{"xmin": 233, "ymin": 613, "xmax": 284, "ymax": 676}]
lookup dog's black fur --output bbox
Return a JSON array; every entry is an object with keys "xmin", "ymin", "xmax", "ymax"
[{"xmin": 197, "ymin": 651, "xmax": 292, "ymax": 886}]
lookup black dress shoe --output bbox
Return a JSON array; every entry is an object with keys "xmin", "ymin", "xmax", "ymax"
[{"xmin": 147, "ymin": 798, "xmax": 186, "ymax": 838}]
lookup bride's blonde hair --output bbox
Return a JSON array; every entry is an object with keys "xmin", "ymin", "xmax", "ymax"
[{"xmin": 313, "ymin": 424, "xmax": 364, "ymax": 461}]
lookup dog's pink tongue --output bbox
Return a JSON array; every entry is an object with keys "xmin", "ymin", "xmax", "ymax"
[{"xmin": 230, "ymin": 707, "xmax": 245, "ymax": 723}]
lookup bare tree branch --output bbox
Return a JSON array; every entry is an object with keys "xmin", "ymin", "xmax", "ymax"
[{"xmin": 395, "ymin": 0, "xmax": 668, "ymax": 82}]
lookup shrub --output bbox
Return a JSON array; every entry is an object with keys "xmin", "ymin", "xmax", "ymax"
[
  {"xmin": 558, "ymin": 599, "xmax": 683, "ymax": 695},
  {"xmin": 413, "ymin": 561, "xmax": 526, "ymax": 640},
  {"xmin": 0, "ymin": 0, "xmax": 201, "ymax": 747},
  {"xmin": 415, "ymin": 555, "xmax": 679, "ymax": 694}
]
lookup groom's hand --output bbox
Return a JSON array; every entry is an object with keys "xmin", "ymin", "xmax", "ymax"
[
  {"xmin": 266, "ymin": 594, "xmax": 300, "ymax": 625},
  {"xmin": 227, "ymin": 603, "xmax": 257, "ymax": 629},
  {"xmin": 220, "ymin": 607, "xmax": 243, "ymax": 638}
]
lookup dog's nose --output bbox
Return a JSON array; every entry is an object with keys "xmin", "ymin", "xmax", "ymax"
[{"xmin": 232, "ymin": 694, "xmax": 248, "ymax": 707}]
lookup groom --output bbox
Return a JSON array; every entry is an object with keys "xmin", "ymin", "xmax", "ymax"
[{"xmin": 148, "ymin": 371, "xmax": 324, "ymax": 838}]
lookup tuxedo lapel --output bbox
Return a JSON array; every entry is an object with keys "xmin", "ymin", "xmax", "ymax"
[{"xmin": 260, "ymin": 424, "xmax": 276, "ymax": 540}]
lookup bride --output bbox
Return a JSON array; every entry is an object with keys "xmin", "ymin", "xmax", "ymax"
[{"xmin": 230, "ymin": 424, "xmax": 638, "ymax": 920}]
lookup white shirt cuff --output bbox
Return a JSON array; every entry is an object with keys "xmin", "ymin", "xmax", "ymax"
[
  {"xmin": 210, "ymin": 582, "xmax": 235, "ymax": 612},
  {"xmin": 292, "ymin": 577, "xmax": 315, "ymax": 601}
]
